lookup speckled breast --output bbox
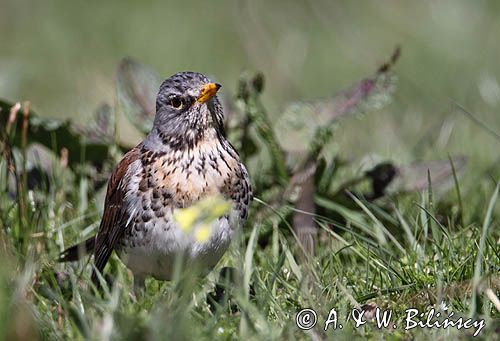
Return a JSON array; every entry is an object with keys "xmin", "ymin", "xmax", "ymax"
[{"xmin": 115, "ymin": 138, "xmax": 251, "ymax": 278}]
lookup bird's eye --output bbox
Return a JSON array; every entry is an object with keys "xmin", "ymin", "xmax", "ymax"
[{"xmin": 169, "ymin": 97, "xmax": 184, "ymax": 109}]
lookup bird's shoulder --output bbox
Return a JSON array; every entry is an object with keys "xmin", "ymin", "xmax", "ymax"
[{"xmin": 106, "ymin": 147, "xmax": 143, "ymax": 200}]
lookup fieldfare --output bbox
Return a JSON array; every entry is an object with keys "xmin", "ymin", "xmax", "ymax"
[{"xmin": 59, "ymin": 72, "xmax": 252, "ymax": 289}]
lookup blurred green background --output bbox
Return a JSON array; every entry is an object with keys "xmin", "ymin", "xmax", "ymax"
[
  {"xmin": 1, "ymin": 0, "xmax": 499, "ymax": 168},
  {"xmin": 0, "ymin": 3, "xmax": 499, "ymax": 338}
]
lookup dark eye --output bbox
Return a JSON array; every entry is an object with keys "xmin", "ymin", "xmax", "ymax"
[{"xmin": 169, "ymin": 97, "xmax": 184, "ymax": 109}]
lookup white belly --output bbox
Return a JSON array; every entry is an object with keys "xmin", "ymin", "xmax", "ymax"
[{"xmin": 119, "ymin": 213, "xmax": 236, "ymax": 280}]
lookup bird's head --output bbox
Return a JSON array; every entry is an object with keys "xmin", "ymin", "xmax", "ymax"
[{"xmin": 150, "ymin": 71, "xmax": 225, "ymax": 150}]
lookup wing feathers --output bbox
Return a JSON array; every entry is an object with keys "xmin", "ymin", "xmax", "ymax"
[
  {"xmin": 58, "ymin": 236, "xmax": 95, "ymax": 262},
  {"xmin": 91, "ymin": 147, "xmax": 141, "ymax": 283}
]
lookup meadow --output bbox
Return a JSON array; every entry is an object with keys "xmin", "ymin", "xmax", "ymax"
[{"xmin": 0, "ymin": 1, "xmax": 499, "ymax": 339}]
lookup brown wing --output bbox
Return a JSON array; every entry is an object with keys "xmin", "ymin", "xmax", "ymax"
[{"xmin": 92, "ymin": 147, "xmax": 141, "ymax": 283}]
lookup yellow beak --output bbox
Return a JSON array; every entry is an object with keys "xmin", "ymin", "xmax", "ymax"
[{"xmin": 197, "ymin": 83, "xmax": 221, "ymax": 103}]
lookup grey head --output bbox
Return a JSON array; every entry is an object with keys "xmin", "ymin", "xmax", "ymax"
[{"xmin": 144, "ymin": 71, "xmax": 225, "ymax": 151}]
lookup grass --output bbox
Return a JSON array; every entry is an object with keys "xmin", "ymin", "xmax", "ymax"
[
  {"xmin": 0, "ymin": 77, "xmax": 499, "ymax": 340},
  {"xmin": 0, "ymin": 2, "xmax": 499, "ymax": 339}
]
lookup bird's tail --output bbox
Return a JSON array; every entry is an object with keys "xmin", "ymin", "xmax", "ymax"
[{"xmin": 58, "ymin": 236, "xmax": 96, "ymax": 262}]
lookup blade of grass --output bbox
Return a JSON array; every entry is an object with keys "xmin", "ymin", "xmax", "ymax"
[
  {"xmin": 453, "ymin": 102, "xmax": 500, "ymax": 142},
  {"xmin": 394, "ymin": 206, "xmax": 416, "ymax": 247},
  {"xmin": 240, "ymin": 222, "xmax": 259, "ymax": 336},
  {"xmin": 470, "ymin": 182, "xmax": 499, "ymax": 317},
  {"xmin": 427, "ymin": 169, "xmax": 441, "ymax": 245},
  {"xmin": 415, "ymin": 204, "xmax": 450, "ymax": 240},
  {"xmin": 347, "ymin": 192, "xmax": 405, "ymax": 253},
  {"xmin": 316, "ymin": 220, "xmax": 389, "ymax": 273},
  {"xmin": 449, "ymin": 154, "xmax": 464, "ymax": 227}
]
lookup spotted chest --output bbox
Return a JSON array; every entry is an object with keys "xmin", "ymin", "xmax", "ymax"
[
  {"xmin": 114, "ymin": 137, "xmax": 251, "ymax": 280},
  {"xmin": 118, "ymin": 137, "xmax": 251, "ymax": 251},
  {"xmin": 143, "ymin": 139, "xmax": 241, "ymax": 206}
]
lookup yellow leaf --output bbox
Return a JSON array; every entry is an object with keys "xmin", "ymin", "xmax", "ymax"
[
  {"xmin": 173, "ymin": 195, "xmax": 231, "ymax": 239},
  {"xmin": 194, "ymin": 223, "xmax": 211, "ymax": 243},
  {"xmin": 173, "ymin": 206, "xmax": 199, "ymax": 232}
]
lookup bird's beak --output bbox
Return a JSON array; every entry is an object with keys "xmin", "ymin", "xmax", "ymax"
[{"xmin": 197, "ymin": 83, "xmax": 221, "ymax": 103}]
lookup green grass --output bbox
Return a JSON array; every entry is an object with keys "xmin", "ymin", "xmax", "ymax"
[
  {"xmin": 2, "ymin": 184, "xmax": 500, "ymax": 340},
  {"xmin": 1, "ymin": 1, "xmax": 500, "ymax": 339},
  {"xmin": 0, "ymin": 79, "xmax": 499, "ymax": 340}
]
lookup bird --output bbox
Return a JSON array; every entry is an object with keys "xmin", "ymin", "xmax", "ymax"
[{"xmin": 59, "ymin": 71, "xmax": 252, "ymax": 291}]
